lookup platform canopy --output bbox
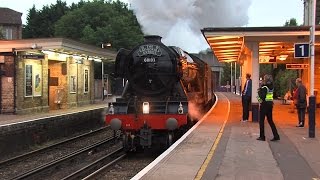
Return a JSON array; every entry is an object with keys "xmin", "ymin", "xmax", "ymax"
[
  {"xmin": 201, "ymin": 26, "xmax": 320, "ymax": 63},
  {"xmin": 0, "ymin": 38, "xmax": 117, "ymax": 61}
]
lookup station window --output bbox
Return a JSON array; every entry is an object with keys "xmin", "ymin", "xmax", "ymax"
[
  {"xmin": 69, "ymin": 75, "xmax": 77, "ymax": 93},
  {"xmin": 5, "ymin": 27, "xmax": 13, "ymax": 40},
  {"xmin": 84, "ymin": 69, "xmax": 89, "ymax": 93}
]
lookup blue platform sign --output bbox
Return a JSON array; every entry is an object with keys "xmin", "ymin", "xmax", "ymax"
[{"xmin": 294, "ymin": 43, "xmax": 310, "ymax": 58}]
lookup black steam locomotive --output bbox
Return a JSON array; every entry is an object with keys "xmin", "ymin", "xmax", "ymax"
[{"xmin": 105, "ymin": 35, "xmax": 214, "ymax": 150}]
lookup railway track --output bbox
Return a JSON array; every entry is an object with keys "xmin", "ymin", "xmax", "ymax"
[
  {"xmin": 0, "ymin": 126, "xmax": 110, "ymax": 166},
  {"xmin": 63, "ymin": 147, "xmax": 126, "ymax": 180},
  {"xmin": 10, "ymin": 137, "xmax": 123, "ymax": 180},
  {"xmin": 0, "ymin": 126, "xmax": 122, "ymax": 180},
  {"xmin": 0, "ymin": 107, "xmax": 207, "ymax": 180}
]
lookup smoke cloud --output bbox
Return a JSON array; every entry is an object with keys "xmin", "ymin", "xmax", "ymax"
[{"xmin": 129, "ymin": 0, "xmax": 252, "ymax": 53}]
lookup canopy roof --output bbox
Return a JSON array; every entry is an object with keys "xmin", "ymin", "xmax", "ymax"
[
  {"xmin": 0, "ymin": 38, "xmax": 117, "ymax": 60},
  {"xmin": 201, "ymin": 26, "xmax": 320, "ymax": 63}
]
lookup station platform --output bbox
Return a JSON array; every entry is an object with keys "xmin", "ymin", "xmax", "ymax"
[
  {"xmin": 0, "ymin": 98, "xmax": 113, "ymax": 127},
  {"xmin": 0, "ymin": 97, "xmax": 115, "ymax": 159},
  {"xmin": 133, "ymin": 92, "xmax": 320, "ymax": 180}
]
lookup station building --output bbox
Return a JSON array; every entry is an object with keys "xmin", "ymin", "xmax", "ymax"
[
  {"xmin": 0, "ymin": 38, "xmax": 116, "ymax": 114},
  {"xmin": 0, "ymin": 8, "xmax": 22, "ymax": 40},
  {"xmin": 201, "ymin": 26, "xmax": 320, "ymax": 120}
]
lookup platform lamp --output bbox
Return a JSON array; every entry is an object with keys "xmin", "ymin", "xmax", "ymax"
[
  {"xmin": 309, "ymin": 0, "xmax": 316, "ymax": 138},
  {"xmin": 101, "ymin": 43, "xmax": 112, "ymax": 49},
  {"xmin": 234, "ymin": 61, "xmax": 237, "ymax": 94},
  {"xmin": 101, "ymin": 42, "xmax": 111, "ymax": 101},
  {"xmin": 230, "ymin": 61, "xmax": 233, "ymax": 93},
  {"xmin": 278, "ymin": 54, "xmax": 288, "ymax": 61}
]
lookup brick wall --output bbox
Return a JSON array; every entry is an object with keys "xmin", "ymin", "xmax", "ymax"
[
  {"xmin": 0, "ymin": 25, "xmax": 22, "ymax": 40},
  {"xmin": 1, "ymin": 51, "xmax": 96, "ymax": 114},
  {"xmin": 75, "ymin": 59, "xmax": 94, "ymax": 106},
  {"xmin": 1, "ymin": 56, "xmax": 14, "ymax": 113},
  {"xmin": 15, "ymin": 53, "xmax": 49, "ymax": 114},
  {"xmin": 67, "ymin": 57, "xmax": 77, "ymax": 107}
]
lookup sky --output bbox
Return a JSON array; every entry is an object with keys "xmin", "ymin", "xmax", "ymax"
[{"xmin": 0, "ymin": 0, "xmax": 304, "ymax": 52}]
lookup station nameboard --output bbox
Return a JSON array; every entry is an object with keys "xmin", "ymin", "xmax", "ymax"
[
  {"xmin": 286, "ymin": 64, "xmax": 309, "ymax": 69},
  {"xmin": 22, "ymin": 55, "xmax": 45, "ymax": 59}
]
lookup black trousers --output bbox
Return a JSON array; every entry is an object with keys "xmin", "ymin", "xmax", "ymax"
[
  {"xmin": 297, "ymin": 108, "xmax": 306, "ymax": 126},
  {"xmin": 259, "ymin": 102, "xmax": 279, "ymax": 138},
  {"xmin": 242, "ymin": 95, "xmax": 251, "ymax": 120}
]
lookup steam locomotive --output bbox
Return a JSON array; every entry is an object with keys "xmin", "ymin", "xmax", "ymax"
[{"xmin": 105, "ymin": 35, "xmax": 214, "ymax": 150}]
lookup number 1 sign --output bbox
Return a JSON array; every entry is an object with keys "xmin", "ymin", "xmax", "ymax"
[{"xmin": 294, "ymin": 43, "xmax": 310, "ymax": 58}]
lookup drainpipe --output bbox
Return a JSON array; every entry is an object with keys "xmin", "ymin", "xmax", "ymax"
[
  {"xmin": 12, "ymin": 48, "xmax": 17, "ymax": 114},
  {"xmin": 76, "ymin": 59, "xmax": 78, "ymax": 107},
  {"xmin": 102, "ymin": 61, "xmax": 104, "ymax": 100}
]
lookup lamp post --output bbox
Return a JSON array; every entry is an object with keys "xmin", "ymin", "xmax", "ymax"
[
  {"xmin": 106, "ymin": 74, "xmax": 109, "ymax": 101},
  {"xmin": 101, "ymin": 42, "xmax": 111, "ymax": 101},
  {"xmin": 230, "ymin": 62, "xmax": 233, "ymax": 93},
  {"xmin": 309, "ymin": 0, "xmax": 316, "ymax": 138},
  {"xmin": 234, "ymin": 62, "xmax": 237, "ymax": 94},
  {"xmin": 102, "ymin": 61, "xmax": 104, "ymax": 100}
]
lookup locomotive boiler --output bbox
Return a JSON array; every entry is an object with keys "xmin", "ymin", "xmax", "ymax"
[{"xmin": 105, "ymin": 35, "xmax": 214, "ymax": 150}]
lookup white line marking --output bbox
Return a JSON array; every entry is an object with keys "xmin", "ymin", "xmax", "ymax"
[
  {"xmin": 0, "ymin": 106, "xmax": 106, "ymax": 128},
  {"xmin": 194, "ymin": 92, "xmax": 230, "ymax": 179},
  {"xmin": 131, "ymin": 93, "xmax": 219, "ymax": 180}
]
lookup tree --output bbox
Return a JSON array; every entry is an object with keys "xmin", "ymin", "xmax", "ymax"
[
  {"xmin": 23, "ymin": 1, "xmax": 70, "ymax": 38},
  {"xmin": 259, "ymin": 64, "xmax": 273, "ymax": 77},
  {"xmin": 221, "ymin": 62, "xmax": 231, "ymax": 86},
  {"xmin": 54, "ymin": 0, "xmax": 144, "ymax": 50},
  {"xmin": 284, "ymin": 18, "xmax": 298, "ymax": 26},
  {"xmin": 268, "ymin": 17, "xmax": 300, "ymax": 97},
  {"xmin": 274, "ymin": 69, "xmax": 298, "ymax": 98}
]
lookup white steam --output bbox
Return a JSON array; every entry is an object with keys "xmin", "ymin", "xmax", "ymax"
[{"xmin": 129, "ymin": 0, "xmax": 252, "ymax": 53}]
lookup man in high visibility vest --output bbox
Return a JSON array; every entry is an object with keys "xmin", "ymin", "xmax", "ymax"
[{"xmin": 256, "ymin": 74, "xmax": 280, "ymax": 141}]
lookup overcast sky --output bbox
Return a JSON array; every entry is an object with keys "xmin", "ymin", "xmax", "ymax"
[
  {"xmin": 1, "ymin": 0, "xmax": 304, "ymax": 26},
  {"xmin": 0, "ymin": 0, "xmax": 305, "ymax": 52}
]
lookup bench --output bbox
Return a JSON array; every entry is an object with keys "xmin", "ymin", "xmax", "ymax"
[{"xmin": 278, "ymin": 97, "xmax": 293, "ymax": 105}]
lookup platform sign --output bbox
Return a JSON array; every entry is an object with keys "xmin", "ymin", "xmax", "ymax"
[
  {"xmin": 286, "ymin": 64, "xmax": 309, "ymax": 69},
  {"xmin": 294, "ymin": 43, "xmax": 310, "ymax": 58}
]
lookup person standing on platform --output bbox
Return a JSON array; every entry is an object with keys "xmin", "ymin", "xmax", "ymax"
[
  {"xmin": 294, "ymin": 78, "xmax": 307, "ymax": 128},
  {"xmin": 256, "ymin": 74, "xmax": 280, "ymax": 141},
  {"xmin": 241, "ymin": 73, "xmax": 252, "ymax": 122}
]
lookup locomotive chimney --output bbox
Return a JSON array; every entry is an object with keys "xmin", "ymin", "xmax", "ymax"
[{"xmin": 144, "ymin": 35, "xmax": 162, "ymax": 43}]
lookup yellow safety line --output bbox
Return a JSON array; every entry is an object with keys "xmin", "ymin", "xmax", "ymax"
[{"xmin": 194, "ymin": 94, "xmax": 230, "ymax": 180}]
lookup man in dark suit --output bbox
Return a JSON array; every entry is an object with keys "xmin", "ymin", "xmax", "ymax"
[
  {"xmin": 241, "ymin": 73, "xmax": 252, "ymax": 122},
  {"xmin": 295, "ymin": 78, "xmax": 307, "ymax": 127}
]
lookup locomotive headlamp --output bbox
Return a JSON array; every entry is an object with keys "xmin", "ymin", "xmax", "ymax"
[
  {"xmin": 178, "ymin": 102, "xmax": 183, "ymax": 114},
  {"xmin": 108, "ymin": 103, "xmax": 114, "ymax": 115},
  {"xmin": 143, "ymin": 102, "xmax": 150, "ymax": 114}
]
